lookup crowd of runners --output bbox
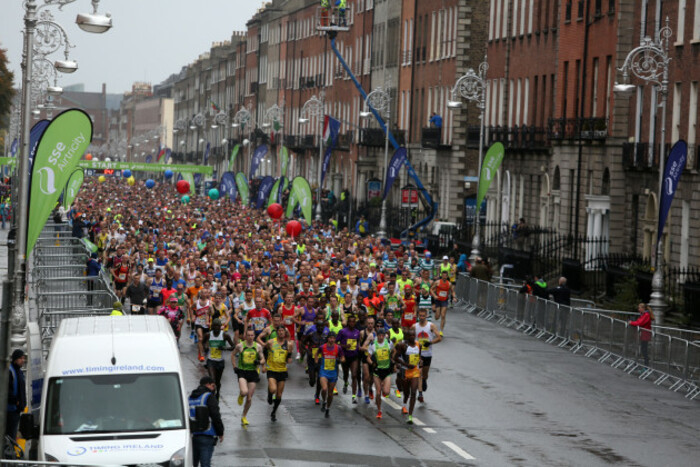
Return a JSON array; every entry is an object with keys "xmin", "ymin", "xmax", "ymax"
[{"xmin": 73, "ymin": 177, "xmax": 462, "ymax": 425}]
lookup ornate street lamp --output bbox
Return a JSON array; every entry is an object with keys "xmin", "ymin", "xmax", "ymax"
[
  {"xmin": 614, "ymin": 19, "xmax": 672, "ymax": 324},
  {"xmin": 299, "ymin": 93, "xmax": 325, "ymax": 221},
  {"xmin": 448, "ymin": 57, "xmax": 488, "ymax": 261}
]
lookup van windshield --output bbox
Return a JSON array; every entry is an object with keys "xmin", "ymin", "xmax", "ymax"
[{"xmin": 44, "ymin": 373, "xmax": 185, "ymax": 435}]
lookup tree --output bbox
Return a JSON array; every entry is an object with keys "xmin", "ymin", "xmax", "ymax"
[{"xmin": 0, "ymin": 46, "xmax": 16, "ymax": 135}]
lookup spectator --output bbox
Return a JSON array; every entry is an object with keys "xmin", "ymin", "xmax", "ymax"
[
  {"xmin": 189, "ymin": 376, "xmax": 224, "ymax": 467},
  {"xmin": 469, "ymin": 256, "xmax": 491, "ymax": 281},
  {"xmin": 355, "ymin": 216, "xmax": 368, "ymax": 237},
  {"xmin": 0, "ymin": 200, "xmax": 8, "ymax": 230},
  {"xmin": 532, "ymin": 274, "xmax": 548, "ymax": 298},
  {"xmin": 86, "ymin": 252, "xmax": 101, "ymax": 277},
  {"xmin": 547, "ymin": 276, "xmax": 571, "ymax": 306},
  {"xmin": 429, "ymin": 112, "xmax": 443, "ymax": 129},
  {"xmin": 630, "ymin": 303, "xmax": 654, "ymax": 367},
  {"xmin": 6, "ymin": 349, "xmax": 27, "ymax": 441}
]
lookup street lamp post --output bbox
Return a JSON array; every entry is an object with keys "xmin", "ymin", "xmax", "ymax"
[
  {"xmin": 448, "ymin": 57, "xmax": 488, "ymax": 262},
  {"xmin": 232, "ymin": 106, "xmax": 252, "ymax": 173},
  {"xmin": 614, "ymin": 19, "xmax": 672, "ymax": 325},
  {"xmin": 299, "ymin": 93, "xmax": 325, "ymax": 221},
  {"xmin": 262, "ymin": 104, "xmax": 283, "ymax": 176},
  {"xmin": 360, "ymin": 87, "xmax": 392, "ymax": 238}
]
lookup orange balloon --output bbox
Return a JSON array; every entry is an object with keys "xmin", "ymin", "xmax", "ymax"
[{"xmin": 85, "ymin": 153, "xmax": 93, "ymax": 161}]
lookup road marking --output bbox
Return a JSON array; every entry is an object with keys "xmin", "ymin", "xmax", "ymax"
[
  {"xmin": 423, "ymin": 427, "xmax": 437, "ymax": 434},
  {"xmin": 442, "ymin": 441, "xmax": 476, "ymax": 460},
  {"xmin": 411, "ymin": 418, "xmax": 425, "ymax": 426},
  {"xmin": 382, "ymin": 397, "xmax": 402, "ymax": 410}
]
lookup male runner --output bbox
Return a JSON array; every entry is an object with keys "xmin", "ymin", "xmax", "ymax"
[
  {"xmin": 264, "ymin": 325, "xmax": 292, "ymax": 422},
  {"xmin": 414, "ymin": 308, "xmax": 441, "ymax": 403},
  {"xmin": 315, "ymin": 332, "xmax": 345, "ymax": 418},
  {"xmin": 232, "ymin": 329, "xmax": 266, "ymax": 426},
  {"xmin": 368, "ymin": 327, "xmax": 393, "ymax": 419},
  {"xmin": 206, "ymin": 318, "xmax": 235, "ymax": 398},
  {"xmin": 337, "ymin": 315, "xmax": 361, "ymax": 401},
  {"xmin": 431, "ymin": 270, "xmax": 455, "ymax": 336},
  {"xmin": 394, "ymin": 328, "xmax": 421, "ymax": 424}
]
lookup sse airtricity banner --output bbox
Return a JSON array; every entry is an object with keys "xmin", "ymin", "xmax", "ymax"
[
  {"xmin": 658, "ymin": 140, "xmax": 688, "ymax": 243},
  {"xmin": 286, "ymin": 176, "xmax": 313, "ymax": 224},
  {"xmin": 229, "ymin": 144, "xmax": 240, "ymax": 172},
  {"xmin": 63, "ymin": 168, "xmax": 84, "ymax": 209},
  {"xmin": 255, "ymin": 176, "xmax": 276, "ymax": 209},
  {"xmin": 220, "ymin": 172, "xmax": 238, "ymax": 201},
  {"xmin": 476, "ymin": 142, "xmax": 505, "ymax": 210},
  {"xmin": 383, "ymin": 147, "xmax": 407, "ymax": 200},
  {"xmin": 249, "ymin": 145, "xmax": 269, "ymax": 180},
  {"xmin": 279, "ymin": 146, "xmax": 289, "ymax": 177},
  {"xmin": 27, "ymin": 109, "xmax": 92, "ymax": 256}
]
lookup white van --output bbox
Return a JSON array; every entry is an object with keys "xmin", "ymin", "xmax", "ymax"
[{"xmin": 22, "ymin": 315, "xmax": 198, "ymax": 466}]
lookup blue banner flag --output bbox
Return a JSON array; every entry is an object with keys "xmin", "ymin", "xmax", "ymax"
[
  {"xmin": 383, "ymin": 147, "xmax": 407, "ymax": 200},
  {"xmin": 220, "ymin": 171, "xmax": 238, "ymax": 201},
  {"xmin": 145, "ymin": 154, "xmax": 153, "ymax": 163},
  {"xmin": 658, "ymin": 140, "xmax": 688, "ymax": 243},
  {"xmin": 321, "ymin": 116, "xmax": 341, "ymax": 186},
  {"xmin": 203, "ymin": 142, "xmax": 211, "ymax": 165},
  {"xmin": 10, "ymin": 138, "xmax": 18, "ymax": 157},
  {"xmin": 29, "ymin": 120, "xmax": 50, "ymax": 174},
  {"xmin": 165, "ymin": 148, "xmax": 172, "ymax": 164},
  {"xmin": 249, "ymin": 145, "xmax": 269, "ymax": 180},
  {"xmin": 194, "ymin": 173, "xmax": 202, "ymax": 187},
  {"xmin": 255, "ymin": 176, "xmax": 276, "ymax": 209}
]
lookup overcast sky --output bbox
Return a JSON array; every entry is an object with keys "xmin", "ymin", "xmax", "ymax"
[{"xmin": 0, "ymin": 0, "xmax": 266, "ymax": 95}]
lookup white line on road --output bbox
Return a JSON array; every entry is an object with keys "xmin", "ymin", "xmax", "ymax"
[
  {"xmin": 423, "ymin": 427, "xmax": 437, "ymax": 434},
  {"xmin": 442, "ymin": 441, "xmax": 476, "ymax": 461},
  {"xmin": 382, "ymin": 397, "xmax": 402, "ymax": 410}
]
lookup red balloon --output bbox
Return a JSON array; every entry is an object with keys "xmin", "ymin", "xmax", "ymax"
[
  {"xmin": 286, "ymin": 220, "xmax": 302, "ymax": 237},
  {"xmin": 267, "ymin": 203, "xmax": 283, "ymax": 220},
  {"xmin": 176, "ymin": 180, "xmax": 190, "ymax": 194},
  {"xmin": 85, "ymin": 153, "xmax": 93, "ymax": 161}
]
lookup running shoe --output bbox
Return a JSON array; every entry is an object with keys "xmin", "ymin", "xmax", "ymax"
[
  {"xmin": 333, "ymin": 387, "xmax": 338, "ymax": 395},
  {"xmin": 268, "ymin": 392, "xmax": 273, "ymax": 405},
  {"xmin": 271, "ymin": 412, "xmax": 277, "ymax": 422},
  {"xmin": 395, "ymin": 389, "xmax": 402, "ymax": 398},
  {"xmin": 194, "ymin": 334, "xmax": 199, "ymax": 343},
  {"xmin": 315, "ymin": 397, "xmax": 320, "ymax": 405},
  {"xmin": 198, "ymin": 355, "xmax": 205, "ymax": 362},
  {"xmin": 439, "ymin": 330, "xmax": 443, "ymax": 337},
  {"xmin": 376, "ymin": 411, "xmax": 382, "ymax": 419},
  {"xmin": 418, "ymin": 393, "xmax": 424, "ymax": 403},
  {"xmin": 321, "ymin": 401, "xmax": 326, "ymax": 412},
  {"xmin": 241, "ymin": 416, "xmax": 249, "ymax": 426},
  {"xmin": 190, "ymin": 330, "xmax": 195, "ymax": 340},
  {"xmin": 343, "ymin": 383, "xmax": 348, "ymax": 394},
  {"xmin": 352, "ymin": 395, "xmax": 357, "ymax": 404},
  {"xmin": 422, "ymin": 380, "xmax": 428, "ymax": 392},
  {"xmin": 364, "ymin": 396, "xmax": 370, "ymax": 404},
  {"xmin": 238, "ymin": 395, "xmax": 244, "ymax": 406},
  {"xmin": 369, "ymin": 390, "xmax": 374, "ymax": 400},
  {"xmin": 401, "ymin": 406, "xmax": 408, "ymax": 415},
  {"xmin": 358, "ymin": 389, "xmax": 363, "ymax": 398},
  {"xmin": 325, "ymin": 408, "xmax": 330, "ymax": 418},
  {"xmin": 407, "ymin": 415, "xmax": 413, "ymax": 425}
]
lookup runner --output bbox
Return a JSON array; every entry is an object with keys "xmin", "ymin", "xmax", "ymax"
[
  {"xmin": 232, "ymin": 329, "xmax": 266, "ymax": 426},
  {"xmin": 315, "ymin": 332, "xmax": 345, "ymax": 418},
  {"xmin": 263, "ymin": 326, "xmax": 292, "ymax": 422},
  {"xmin": 157, "ymin": 295, "xmax": 185, "ymax": 344},
  {"xmin": 414, "ymin": 308, "xmax": 441, "ymax": 403},
  {"xmin": 337, "ymin": 314, "xmax": 361, "ymax": 401},
  {"xmin": 401, "ymin": 285, "xmax": 418, "ymax": 330},
  {"xmin": 431, "ymin": 270, "xmax": 455, "ymax": 336},
  {"xmin": 368, "ymin": 327, "xmax": 393, "ymax": 419},
  {"xmin": 246, "ymin": 297, "xmax": 272, "ymax": 339},
  {"xmin": 303, "ymin": 316, "xmax": 329, "ymax": 404},
  {"xmin": 359, "ymin": 316, "xmax": 378, "ymax": 404},
  {"xmin": 206, "ymin": 318, "xmax": 235, "ymax": 398},
  {"xmin": 393, "ymin": 328, "xmax": 421, "ymax": 424}
]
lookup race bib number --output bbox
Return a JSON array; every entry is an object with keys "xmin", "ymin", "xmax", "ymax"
[
  {"xmin": 347, "ymin": 339, "xmax": 357, "ymax": 351},
  {"xmin": 360, "ymin": 282, "xmax": 369, "ymax": 291},
  {"xmin": 404, "ymin": 312, "xmax": 414, "ymax": 321},
  {"xmin": 284, "ymin": 317, "xmax": 292, "ymax": 325},
  {"xmin": 243, "ymin": 352, "xmax": 256, "ymax": 365},
  {"xmin": 210, "ymin": 346, "xmax": 222, "ymax": 360},
  {"xmin": 439, "ymin": 290, "xmax": 448, "ymax": 298},
  {"xmin": 420, "ymin": 339, "xmax": 430, "ymax": 351},
  {"xmin": 324, "ymin": 357, "xmax": 336, "ymax": 371},
  {"xmin": 377, "ymin": 348, "xmax": 390, "ymax": 361},
  {"xmin": 273, "ymin": 349, "xmax": 286, "ymax": 363},
  {"xmin": 118, "ymin": 273, "xmax": 127, "ymax": 281},
  {"xmin": 409, "ymin": 354, "xmax": 420, "ymax": 366}
]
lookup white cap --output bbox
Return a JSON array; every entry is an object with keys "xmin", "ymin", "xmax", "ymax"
[{"xmin": 442, "ymin": 255, "xmax": 449, "ymax": 260}]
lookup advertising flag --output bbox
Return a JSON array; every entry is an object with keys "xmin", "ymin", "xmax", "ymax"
[
  {"xmin": 286, "ymin": 176, "xmax": 313, "ymax": 224},
  {"xmin": 203, "ymin": 142, "xmax": 211, "ymax": 165},
  {"xmin": 268, "ymin": 176, "xmax": 289, "ymax": 206},
  {"xmin": 29, "ymin": 120, "xmax": 50, "ymax": 173},
  {"xmin": 164, "ymin": 148, "xmax": 171, "ymax": 164},
  {"xmin": 229, "ymin": 144, "xmax": 240, "ymax": 171},
  {"xmin": 249, "ymin": 145, "xmax": 269, "ymax": 179},
  {"xmin": 193, "ymin": 173, "xmax": 202, "ymax": 188},
  {"xmin": 255, "ymin": 176, "xmax": 276, "ymax": 209},
  {"xmin": 63, "ymin": 168, "xmax": 84, "ymax": 209},
  {"xmin": 382, "ymin": 147, "xmax": 407, "ymax": 200},
  {"xmin": 10, "ymin": 138, "xmax": 18, "ymax": 157},
  {"xmin": 658, "ymin": 140, "xmax": 688, "ymax": 243},
  {"xmin": 235, "ymin": 172, "xmax": 249, "ymax": 205},
  {"xmin": 321, "ymin": 116, "xmax": 341, "ymax": 186},
  {"xmin": 182, "ymin": 172, "xmax": 196, "ymax": 195},
  {"xmin": 278, "ymin": 145, "xmax": 289, "ymax": 177},
  {"xmin": 220, "ymin": 171, "xmax": 238, "ymax": 201},
  {"xmin": 157, "ymin": 147, "xmax": 166, "ymax": 163},
  {"xmin": 476, "ymin": 142, "xmax": 505, "ymax": 210},
  {"xmin": 145, "ymin": 154, "xmax": 153, "ymax": 164},
  {"xmin": 27, "ymin": 109, "xmax": 93, "ymax": 256}
]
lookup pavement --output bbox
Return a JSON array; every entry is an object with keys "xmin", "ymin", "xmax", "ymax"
[{"xmin": 179, "ymin": 308, "xmax": 700, "ymax": 467}]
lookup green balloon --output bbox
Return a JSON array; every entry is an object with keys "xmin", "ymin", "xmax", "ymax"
[
  {"xmin": 208, "ymin": 188, "xmax": 220, "ymax": 200},
  {"xmin": 181, "ymin": 195, "xmax": 190, "ymax": 204}
]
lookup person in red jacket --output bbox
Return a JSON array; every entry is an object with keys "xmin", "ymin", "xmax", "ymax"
[{"xmin": 630, "ymin": 303, "xmax": 654, "ymax": 366}]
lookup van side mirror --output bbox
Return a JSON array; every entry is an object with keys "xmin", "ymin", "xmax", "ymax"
[
  {"xmin": 19, "ymin": 413, "xmax": 38, "ymax": 440},
  {"xmin": 190, "ymin": 406, "xmax": 209, "ymax": 432}
]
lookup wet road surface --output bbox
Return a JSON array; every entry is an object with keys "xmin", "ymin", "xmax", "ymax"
[{"xmin": 180, "ymin": 308, "xmax": 699, "ymax": 466}]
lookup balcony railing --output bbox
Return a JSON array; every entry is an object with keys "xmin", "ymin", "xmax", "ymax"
[
  {"xmin": 360, "ymin": 128, "xmax": 405, "ymax": 147},
  {"xmin": 622, "ymin": 142, "xmax": 672, "ymax": 171},
  {"xmin": 548, "ymin": 117, "xmax": 608, "ymax": 140},
  {"xmin": 464, "ymin": 125, "xmax": 550, "ymax": 150},
  {"xmin": 421, "ymin": 127, "xmax": 442, "ymax": 148},
  {"xmin": 284, "ymin": 135, "xmax": 317, "ymax": 150}
]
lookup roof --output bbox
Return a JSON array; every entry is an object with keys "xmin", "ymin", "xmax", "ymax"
[{"xmin": 57, "ymin": 315, "xmax": 173, "ymax": 338}]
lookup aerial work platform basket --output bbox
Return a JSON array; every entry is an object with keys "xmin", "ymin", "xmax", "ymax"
[{"xmin": 316, "ymin": 6, "xmax": 350, "ymax": 32}]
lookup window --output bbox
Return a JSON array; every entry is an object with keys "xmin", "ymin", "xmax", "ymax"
[
  {"xmin": 489, "ymin": 0, "xmax": 496, "ymax": 40},
  {"xmin": 672, "ymin": 82, "xmax": 682, "ymax": 142},
  {"xmin": 689, "ymin": 82, "xmax": 698, "ymax": 148},
  {"xmin": 565, "ymin": 1, "xmax": 572, "ymax": 22},
  {"xmin": 577, "ymin": 0, "xmax": 584, "ymax": 20},
  {"xmin": 694, "ymin": 0, "xmax": 700, "ymax": 40},
  {"xmin": 678, "ymin": 0, "xmax": 687, "ymax": 44}
]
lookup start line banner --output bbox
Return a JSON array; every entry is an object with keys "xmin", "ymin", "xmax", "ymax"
[{"xmin": 78, "ymin": 160, "xmax": 213, "ymax": 175}]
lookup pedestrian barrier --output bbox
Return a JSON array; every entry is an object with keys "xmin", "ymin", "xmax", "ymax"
[
  {"xmin": 455, "ymin": 274, "xmax": 700, "ymax": 401},
  {"xmin": 29, "ymin": 222, "xmax": 118, "ymax": 358}
]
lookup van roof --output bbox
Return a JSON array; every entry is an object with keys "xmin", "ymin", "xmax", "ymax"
[{"xmin": 56, "ymin": 315, "xmax": 173, "ymax": 338}]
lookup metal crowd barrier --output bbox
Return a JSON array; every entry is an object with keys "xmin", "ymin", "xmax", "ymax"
[
  {"xmin": 455, "ymin": 274, "xmax": 700, "ymax": 401},
  {"xmin": 29, "ymin": 220, "xmax": 118, "ymax": 358}
]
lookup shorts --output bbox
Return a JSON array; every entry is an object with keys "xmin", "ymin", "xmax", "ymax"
[
  {"xmin": 420, "ymin": 356, "xmax": 432, "ymax": 367},
  {"xmin": 237, "ymin": 322, "xmax": 245, "ymax": 335},
  {"xmin": 147, "ymin": 299, "xmax": 162, "ymax": 309},
  {"xmin": 344, "ymin": 354, "xmax": 359, "ymax": 365},
  {"xmin": 319, "ymin": 370, "xmax": 338, "ymax": 383},
  {"xmin": 267, "ymin": 370, "xmax": 288, "ymax": 382},
  {"xmin": 236, "ymin": 368, "xmax": 260, "ymax": 383},
  {"xmin": 373, "ymin": 368, "xmax": 392, "ymax": 380},
  {"xmin": 195, "ymin": 324, "xmax": 210, "ymax": 334},
  {"xmin": 115, "ymin": 282, "xmax": 127, "ymax": 291},
  {"xmin": 207, "ymin": 359, "xmax": 225, "ymax": 372},
  {"xmin": 435, "ymin": 300, "xmax": 448, "ymax": 308}
]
